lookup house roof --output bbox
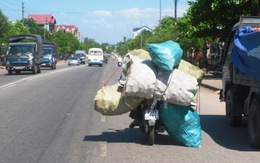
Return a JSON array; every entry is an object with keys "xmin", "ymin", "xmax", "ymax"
[
  {"xmin": 55, "ymin": 25, "xmax": 78, "ymax": 31},
  {"xmin": 28, "ymin": 14, "xmax": 56, "ymax": 24},
  {"xmin": 133, "ymin": 26, "xmax": 153, "ymax": 32}
]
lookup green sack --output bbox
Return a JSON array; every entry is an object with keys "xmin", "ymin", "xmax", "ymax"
[{"xmin": 94, "ymin": 84, "xmax": 144, "ymax": 116}]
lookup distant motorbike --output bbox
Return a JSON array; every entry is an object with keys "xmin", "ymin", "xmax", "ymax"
[
  {"xmin": 104, "ymin": 57, "xmax": 108, "ymax": 63},
  {"xmin": 117, "ymin": 56, "xmax": 122, "ymax": 66}
]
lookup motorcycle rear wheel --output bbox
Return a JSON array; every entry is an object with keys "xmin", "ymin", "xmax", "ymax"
[{"xmin": 148, "ymin": 126, "xmax": 155, "ymax": 145}]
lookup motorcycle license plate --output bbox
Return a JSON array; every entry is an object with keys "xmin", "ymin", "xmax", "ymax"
[{"xmin": 145, "ymin": 110, "xmax": 159, "ymax": 121}]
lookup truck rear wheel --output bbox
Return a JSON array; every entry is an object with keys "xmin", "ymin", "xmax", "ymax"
[
  {"xmin": 37, "ymin": 65, "xmax": 41, "ymax": 73},
  {"xmin": 32, "ymin": 68, "xmax": 36, "ymax": 74},
  {"xmin": 248, "ymin": 98, "xmax": 260, "ymax": 149},
  {"xmin": 226, "ymin": 88, "xmax": 241, "ymax": 126}
]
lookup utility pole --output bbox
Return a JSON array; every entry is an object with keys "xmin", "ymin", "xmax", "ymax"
[
  {"xmin": 44, "ymin": 17, "xmax": 47, "ymax": 41},
  {"xmin": 159, "ymin": 0, "xmax": 161, "ymax": 22},
  {"xmin": 140, "ymin": 18, "xmax": 142, "ymax": 49},
  {"xmin": 174, "ymin": 0, "xmax": 178, "ymax": 22},
  {"xmin": 22, "ymin": 2, "xmax": 25, "ymax": 25}
]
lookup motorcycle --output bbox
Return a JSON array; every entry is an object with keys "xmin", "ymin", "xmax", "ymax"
[
  {"xmin": 118, "ymin": 77, "xmax": 165, "ymax": 145},
  {"xmin": 129, "ymin": 99, "xmax": 165, "ymax": 145}
]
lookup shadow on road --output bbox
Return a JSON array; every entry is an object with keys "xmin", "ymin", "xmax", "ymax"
[
  {"xmin": 83, "ymin": 115, "xmax": 258, "ymax": 151},
  {"xmin": 83, "ymin": 128, "xmax": 183, "ymax": 147},
  {"xmin": 200, "ymin": 114, "xmax": 258, "ymax": 151}
]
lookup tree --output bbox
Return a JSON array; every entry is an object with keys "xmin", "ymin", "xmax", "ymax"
[
  {"xmin": 147, "ymin": 17, "xmax": 176, "ymax": 44},
  {"xmin": 187, "ymin": 0, "xmax": 260, "ymax": 41},
  {"xmin": 117, "ymin": 41, "xmax": 130, "ymax": 56},
  {"xmin": 0, "ymin": 10, "xmax": 11, "ymax": 46},
  {"xmin": 24, "ymin": 18, "xmax": 44, "ymax": 36},
  {"xmin": 53, "ymin": 30, "xmax": 71, "ymax": 58},
  {"xmin": 83, "ymin": 37, "xmax": 101, "ymax": 51}
]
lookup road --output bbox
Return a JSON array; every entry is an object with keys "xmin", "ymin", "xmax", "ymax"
[{"xmin": 0, "ymin": 59, "xmax": 259, "ymax": 163}]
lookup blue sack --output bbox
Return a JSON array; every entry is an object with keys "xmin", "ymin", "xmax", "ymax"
[
  {"xmin": 147, "ymin": 40, "xmax": 183, "ymax": 72},
  {"xmin": 159, "ymin": 102, "xmax": 202, "ymax": 148},
  {"xmin": 231, "ymin": 26, "xmax": 260, "ymax": 80}
]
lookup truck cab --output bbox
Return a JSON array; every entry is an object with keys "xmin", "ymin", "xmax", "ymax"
[
  {"xmin": 220, "ymin": 16, "xmax": 260, "ymax": 148},
  {"xmin": 42, "ymin": 42, "xmax": 58, "ymax": 69},
  {"xmin": 5, "ymin": 34, "xmax": 43, "ymax": 75}
]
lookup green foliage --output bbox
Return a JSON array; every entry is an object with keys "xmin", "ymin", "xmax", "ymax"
[
  {"xmin": 24, "ymin": 18, "xmax": 44, "ymax": 36},
  {"xmin": 52, "ymin": 30, "xmax": 71, "ymax": 58},
  {"xmin": 147, "ymin": 17, "xmax": 176, "ymax": 44},
  {"xmin": 0, "ymin": 10, "xmax": 11, "ymax": 46},
  {"xmin": 117, "ymin": 41, "xmax": 130, "ymax": 56},
  {"xmin": 187, "ymin": 0, "xmax": 260, "ymax": 41},
  {"xmin": 117, "ymin": 28, "xmax": 153, "ymax": 56},
  {"xmin": 83, "ymin": 37, "xmax": 101, "ymax": 51}
]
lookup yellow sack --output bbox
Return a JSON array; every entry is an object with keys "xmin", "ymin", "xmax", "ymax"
[
  {"xmin": 178, "ymin": 59, "xmax": 205, "ymax": 83},
  {"xmin": 94, "ymin": 84, "xmax": 144, "ymax": 116}
]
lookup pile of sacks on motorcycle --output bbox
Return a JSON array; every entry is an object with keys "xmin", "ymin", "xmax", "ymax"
[{"xmin": 94, "ymin": 40, "xmax": 205, "ymax": 148}]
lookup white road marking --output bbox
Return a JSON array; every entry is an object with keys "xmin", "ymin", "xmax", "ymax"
[
  {"xmin": 100, "ymin": 142, "xmax": 107, "ymax": 157},
  {"xmin": 0, "ymin": 66, "xmax": 82, "ymax": 90},
  {"xmin": 0, "ymin": 76, "xmax": 34, "ymax": 90},
  {"xmin": 101, "ymin": 115, "xmax": 106, "ymax": 122}
]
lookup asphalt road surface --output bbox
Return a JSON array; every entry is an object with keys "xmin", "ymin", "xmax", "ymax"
[{"xmin": 0, "ymin": 59, "xmax": 259, "ymax": 163}]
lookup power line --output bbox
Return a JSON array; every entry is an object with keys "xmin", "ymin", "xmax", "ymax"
[
  {"xmin": 2, "ymin": 0, "xmax": 19, "ymax": 6},
  {"xmin": 0, "ymin": 1, "xmax": 20, "ymax": 11}
]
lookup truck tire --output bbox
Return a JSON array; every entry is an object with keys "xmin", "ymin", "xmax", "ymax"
[
  {"xmin": 248, "ymin": 98, "xmax": 260, "ymax": 149},
  {"xmin": 32, "ymin": 68, "xmax": 37, "ymax": 74},
  {"xmin": 226, "ymin": 88, "xmax": 242, "ymax": 126},
  {"xmin": 37, "ymin": 65, "xmax": 41, "ymax": 73}
]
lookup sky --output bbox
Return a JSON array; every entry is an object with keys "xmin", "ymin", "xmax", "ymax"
[{"xmin": 0, "ymin": 0, "xmax": 194, "ymax": 44}]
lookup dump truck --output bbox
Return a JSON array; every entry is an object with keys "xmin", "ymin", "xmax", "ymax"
[
  {"xmin": 42, "ymin": 42, "xmax": 58, "ymax": 69},
  {"xmin": 220, "ymin": 15, "xmax": 260, "ymax": 148},
  {"xmin": 5, "ymin": 34, "xmax": 43, "ymax": 75}
]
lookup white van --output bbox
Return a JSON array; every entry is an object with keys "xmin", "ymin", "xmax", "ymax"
[{"xmin": 88, "ymin": 48, "xmax": 104, "ymax": 67}]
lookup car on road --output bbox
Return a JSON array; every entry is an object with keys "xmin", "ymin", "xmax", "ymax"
[
  {"xmin": 75, "ymin": 53, "xmax": 86, "ymax": 65},
  {"xmin": 68, "ymin": 57, "xmax": 80, "ymax": 66}
]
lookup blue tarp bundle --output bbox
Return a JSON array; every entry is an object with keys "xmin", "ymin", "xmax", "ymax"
[{"xmin": 231, "ymin": 26, "xmax": 260, "ymax": 80}]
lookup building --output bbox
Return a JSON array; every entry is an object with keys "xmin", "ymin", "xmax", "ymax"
[
  {"xmin": 54, "ymin": 25, "xmax": 78, "ymax": 37},
  {"xmin": 132, "ymin": 26, "xmax": 153, "ymax": 38},
  {"xmin": 27, "ymin": 14, "xmax": 56, "ymax": 32}
]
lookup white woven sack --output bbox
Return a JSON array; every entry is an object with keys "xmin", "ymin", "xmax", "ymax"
[
  {"xmin": 125, "ymin": 55, "xmax": 157, "ymax": 99},
  {"xmin": 163, "ymin": 69, "xmax": 198, "ymax": 106},
  {"xmin": 153, "ymin": 68, "xmax": 171, "ymax": 100}
]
